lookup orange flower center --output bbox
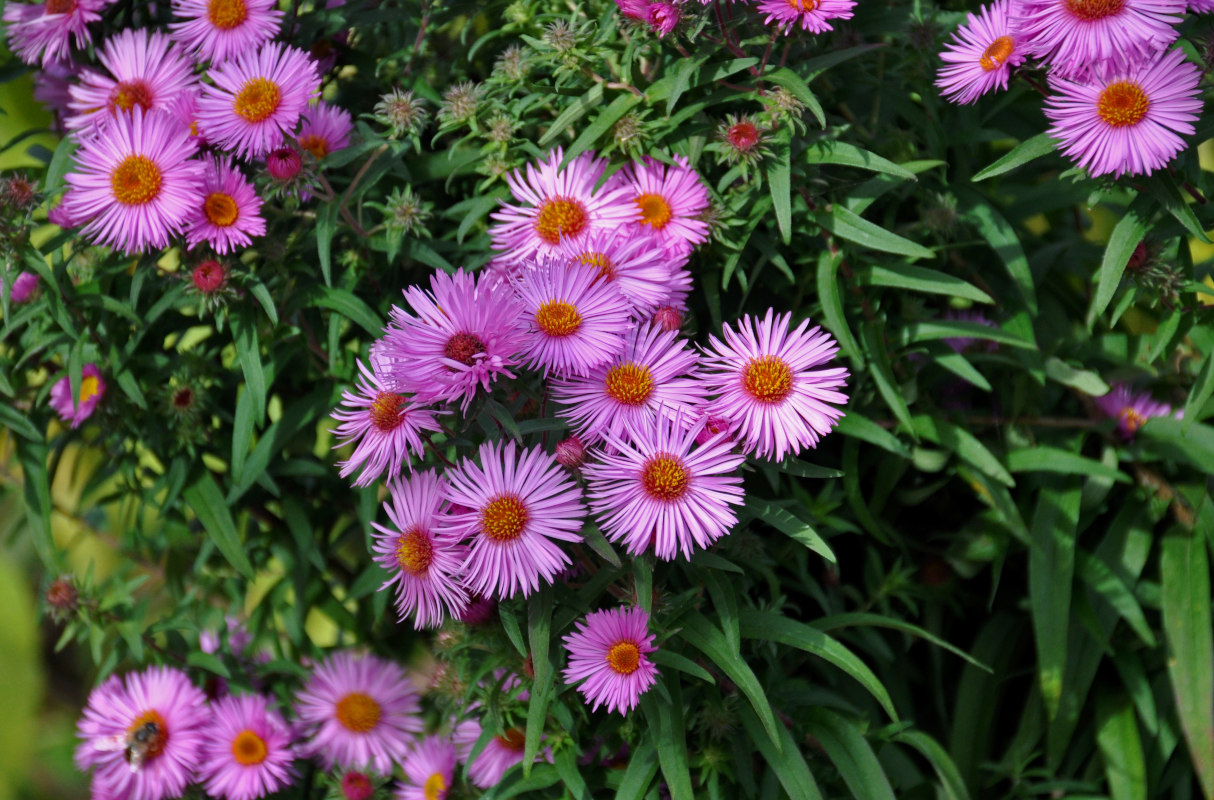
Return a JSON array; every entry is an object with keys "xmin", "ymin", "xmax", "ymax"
[
  {"xmin": 231, "ymin": 729, "xmax": 268, "ymax": 765},
  {"xmin": 79, "ymin": 375, "xmax": 102, "ymax": 405},
  {"xmin": 534, "ymin": 197, "xmax": 588, "ymax": 244},
  {"xmin": 395, "ymin": 528, "xmax": 433, "ymax": 576},
  {"xmin": 444, "ymin": 332, "xmax": 486, "ymax": 366},
  {"xmin": 423, "ymin": 772, "xmax": 447, "ymax": 800},
  {"xmin": 204, "ymin": 192, "xmax": 239, "ymax": 227},
  {"xmin": 535, "ymin": 300, "xmax": 582, "ymax": 337},
  {"xmin": 1065, "ymin": 0, "xmax": 1124, "ymax": 20},
  {"xmin": 786, "ymin": 0, "xmax": 820, "ymax": 11},
  {"xmin": 1118, "ymin": 406, "xmax": 1147, "ymax": 433},
  {"xmin": 604, "ymin": 362, "xmax": 654, "ymax": 406},
  {"xmin": 1096, "ymin": 81, "xmax": 1149, "ymax": 128},
  {"xmin": 980, "ymin": 36, "xmax": 1014, "ymax": 71},
  {"xmin": 495, "ymin": 728, "xmax": 527, "ymax": 751},
  {"xmin": 110, "ymin": 155, "xmax": 162, "ymax": 206},
  {"xmin": 234, "ymin": 78, "xmax": 282, "ymax": 123},
  {"xmin": 335, "ymin": 692, "xmax": 381, "ymax": 733},
  {"xmin": 480, "ymin": 494, "xmax": 528, "ymax": 542},
  {"xmin": 45, "ymin": 0, "xmax": 75, "ymax": 14},
  {"xmin": 125, "ymin": 710, "xmax": 168, "ymax": 763},
  {"xmin": 299, "ymin": 134, "xmax": 329, "ymax": 160},
  {"xmin": 109, "ymin": 80, "xmax": 153, "ymax": 113},
  {"xmin": 369, "ymin": 391, "xmax": 406, "ymax": 431},
  {"xmin": 635, "ymin": 193, "xmax": 672, "ymax": 229},
  {"xmin": 743, "ymin": 355, "xmax": 794, "ymax": 403},
  {"xmin": 207, "ymin": 0, "xmax": 248, "ymax": 29},
  {"xmin": 576, "ymin": 251, "xmax": 616, "ymax": 281},
  {"xmin": 606, "ymin": 641, "xmax": 641, "ymax": 674},
  {"xmin": 642, "ymin": 454, "xmax": 689, "ymax": 501}
]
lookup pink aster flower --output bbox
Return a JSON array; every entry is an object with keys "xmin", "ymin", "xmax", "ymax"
[
  {"xmin": 33, "ymin": 60, "xmax": 76, "ymax": 126},
  {"xmin": 3, "ymin": 0, "xmax": 111, "ymax": 67},
  {"xmin": 440, "ymin": 439, "xmax": 585, "ymax": 600},
  {"xmin": 460, "ymin": 723, "xmax": 550, "ymax": 789},
  {"xmin": 616, "ymin": 0, "xmax": 649, "ymax": 20},
  {"xmin": 340, "ymin": 772, "xmax": 377, "ymax": 800},
  {"xmin": 1043, "ymin": 48, "xmax": 1202, "ymax": 178},
  {"xmin": 1013, "ymin": 0, "xmax": 1182, "ymax": 79},
  {"xmin": 370, "ymin": 470, "xmax": 470, "ymax": 628},
  {"xmin": 936, "ymin": 0, "xmax": 1026, "ymax": 105},
  {"xmin": 1094, "ymin": 383, "xmax": 1179, "ymax": 438},
  {"xmin": 295, "ymin": 651, "xmax": 424, "ymax": 774},
  {"xmin": 170, "ymin": 0, "xmax": 283, "ymax": 64},
  {"xmin": 49, "ymin": 363, "xmax": 106, "ymax": 428},
  {"xmin": 562, "ymin": 606, "xmax": 659, "ymax": 714},
  {"xmin": 75, "ymin": 666, "xmax": 209, "ymax": 800},
  {"xmin": 397, "ymin": 736, "xmax": 457, "ymax": 800},
  {"xmin": 699, "ymin": 309, "xmax": 849, "ymax": 461},
  {"xmin": 513, "ymin": 257, "xmax": 632, "ymax": 377},
  {"xmin": 330, "ymin": 359, "xmax": 445, "ymax": 488},
  {"xmin": 550, "ymin": 322, "xmax": 707, "ymax": 446},
  {"xmin": 583, "ymin": 411, "xmax": 745, "ymax": 559},
  {"xmin": 197, "ymin": 694, "xmax": 296, "ymax": 800},
  {"xmin": 757, "ymin": 0, "xmax": 856, "ymax": 33},
  {"xmin": 489, "ymin": 147, "xmax": 636, "ymax": 265},
  {"xmin": 298, "ymin": 101, "xmax": 354, "ymax": 161},
  {"xmin": 185, "ymin": 156, "xmax": 266, "ymax": 253},
  {"xmin": 6, "ymin": 271, "xmax": 39, "ymax": 303},
  {"xmin": 647, "ymin": 1, "xmax": 681, "ymax": 35},
  {"xmin": 66, "ymin": 29, "xmax": 195, "ymax": 133},
  {"xmin": 63, "ymin": 108, "xmax": 204, "ymax": 255},
  {"xmin": 556, "ymin": 229, "xmax": 684, "ymax": 313},
  {"xmin": 197, "ymin": 42, "xmax": 320, "ymax": 158},
  {"xmin": 370, "ymin": 269, "xmax": 526, "ymax": 410},
  {"xmin": 609, "ymin": 154, "xmax": 710, "ymax": 254}
]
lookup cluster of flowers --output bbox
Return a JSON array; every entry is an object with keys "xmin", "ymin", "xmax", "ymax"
[
  {"xmin": 6, "ymin": 0, "xmax": 353, "ymax": 256},
  {"xmin": 614, "ymin": 0, "xmax": 856, "ymax": 39},
  {"xmin": 329, "ymin": 146, "xmax": 850, "ymax": 638},
  {"xmin": 936, "ymin": 0, "xmax": 1205, "ymax": 177}
]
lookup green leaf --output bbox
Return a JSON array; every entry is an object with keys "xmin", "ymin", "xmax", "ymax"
[
  {"xmin": 581, "ymin": 523, "xmax": 622, "ymax": 568},
  {"xmin": 861, "ymin": 323, "xmax": 915, "ymax": 435},
  {"xmin": 812, "ymin": 612, "xmax": 991, "ymax": 672},
  {"xmin": 0, "ymin": 403, "xmax": 42, "ymax": 441},
  {"xmin": 835, "ymin": 412, "xmax": 910, "ymax": 457},
  {"xmin": 892, "ymin": 730, "xmax": 971, "ymax": 800},
  {"xmin": 540, "ymin": 84, "xmax": 604, "ymax": 145},
  {"xmin": 316, "ymin": 202, "xmax": 338, "ymax": 287},
  {"xmin": 1075, "ymin": 550, "xmax": 1156, "ymax": 648},
  {"xmin": 743, "ymin": 500, "xmax": 836, "ymax": 563},
  {"xmin": 1006, "ymin": 447, "xmax": 1129, "ymax": 483},
  {"xmin": 1140, "ymin": 417, "xmax": 1214, "ymax": 471},
  {"xmin": 553, "ymin": 748, "xmax": 592, "ymax": 800},
  {"xmin": 972, "ymin": 132, "xmax": 1055, "ymax": 181},
  {"xmin": 642, "ymin": 681, "xmax": 693, "ymax": 800},
  {"xmin": 1088, "ymin": 195, "xmax": 1150, "ymax": 326},
  {"xmin": 613, "ymin": 739, "xmax": 658, "ymax": 800},
  {"xmin": 232, "ymin": 311, "xmax": 266, "ymax": 425},
  {"xmin": 764, "ymin": 68, "xmax": 825, "ymax": 127},
  {"xmin": 912, "ymin": 413, "xmax": 1012, "ymax": 487},
  {"xmin": 186, "ymin": 651, "xmax": 231, "ymax": 679},
  {"xmin": 739, "ymin": 706, "xmax": 824, "ymax": 800},
  {"xmin": 704, "ymin": 571, "xmax": 740, "ymax": 653},
  {"xmin": 1144, "ymin": 171, "xmax": 1210, "ymax": 243},
  {"xmin": 959, "ymin": 191, "xmax": 1037, "ymax": 313},
  {"xmin": 498, "ymin": 605, "xmax": 527, "ymax": 658},
  {"xmin": 1044, "ymin": 357, "xmax": 1110, "ymax": 396},
  {"xmin": 815, "ymin": 250, "xmax": 861, "ymax": 363},
  {"xmin": 305, "ymin": 286, "xmax": 385, "ymax": 338},
  {"xmin": 934, "ymin": 351, "xmax": 992, "ymax": 391},
  {"xmin": 183, "ymin": 474, "xmax": 254, "ymax": 579},
  {"xmin": 803, "ymin": 707, "xmax": 897, "ymax": 800},
  {"xmin": 1095, "ymin": 687, "xmax": 1147, "ymax": 800},
  {"xmin": 806, "ymin": 140, "xmax": 915, "ymax": 179},
  {"xmin": 14, "ymin": 439, "xmax": 58, "ymax": 571},
  {"xmin": 902, "ymin": 320, "xmax": 1035, "ymax": 350},
  {"xmin": 1029, "ymin": 483, "xmax": 1082, "ymax": 721},
  {"xmin": 648, "ymin": 649, "xmax": 715, "ymax": 684},
  {"xmin": 769, "ymin": 128, "xmax": 792, "ymax": 244},
  {"xmin": 856, "ymin": 263, "xmax": 992, "ymax": 303},
  {"xmin": 818, "ymin": 206, "xmax": 934, "ymax": 260},
  {"xmin": 230, "ymin": 385, "xmax": 254, "ymax": 487},
  {"xmin": 1184, "ymin": 349, "xmax": 1214, "ymax": 427},
  {"xmin": 564, "ymin": 92, "xmax": 642, "ymax": 163},
  {"xmin": 247, "ymin": 281, "xmax": 279, "ymax": 326}
]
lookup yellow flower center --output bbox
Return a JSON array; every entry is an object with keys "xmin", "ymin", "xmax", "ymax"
[
  {"xmin": 480, "ymin": 494, "xmax": 529, "ymax": 542},
  {"xmin": 786, "ymin": 0, "xmax": 821, "ymax": 11},
  {"xmin": 231, "ymin": 729, "xmax": 268, "ymax": 765},
  {"xmin": 395, "ymin": 528, "xmax": 433, "ymax": 576},
  {"xmin": 369, "ymin": 391, "xmax": 405, "ymax": 431},
  {"xmin": 635, "ymin": 193, "xmax": 672, "ymax": 229},
  {"xmin": 207, "ymin": 0, "xmax": 248, "ymax": 29},
  {"xmin": 109, "ymin": 80, "xmax": 153, "ymax": 113},
  {"xmin": 576, "ymin": 251, "xmax": 616, "ymax": 281},
  {"xmin": 299, "ymin": 134, "xmax": 329, "ymax": 160},
  {"xmin": 534, "ymin": 197, "xmax": 588, "ymax": 244},
  {"xmin": 335, "ymin": 692, "xmax": 381, "ymax": 733},
  {"xmin": 980, "ymin": 36, "xmax": 1015, "ymax": 71},
  {"xmin": 743, "ymin": 355, "xmax": 794, "ymax": 403},
  {"xmin": 1096, "ymin": 81, "xmax": 1149, "ymax": 128},
  {"xmin": 234, "ymin": 78, "xmax": 282, "ymax": 123},
  {"xmin": 204, "ymin": 192, "xmax": 239, "ymax": 227},
  {"xmin": 1065, "ymin": 0, "xmax": 1124, "ymax": 20},
  {"xmin": 423, "ymin": 772, "xmax": 447, "ymax": 800},
  {"xmin": 642, "ymin": 454, "xmax": 689, "ymax": 501},
  {"xmin": 1119, "ymin": 406, "xmax": 1147, "ymax": 433},
  {"xmin": 604, "ymin": 362, "xmax": 654, "ymax": 406},
  {"xmin": 125, "ymin": 710, "xmax": 168, "ymax": 762},
  {"xmin": 110, "ymin": 155, "xmax": 162, "ymax": 206},
  {"xmin": 606, "ymin": 641, "xmax": 641, "ymax": 674},
  {"xmin": 535, "ymin": 300, "xmax": 582, "ymax": 337},
  {"xmin": 79, "ymin": 375, "xmax": 101, "ymax": 405}
]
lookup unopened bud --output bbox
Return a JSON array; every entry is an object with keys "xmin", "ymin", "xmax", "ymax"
[
  {"xmin": 46, "ymin": 576, "xmax": 78, "ymax": 614},
  {"xmin": 192, "ymin": 260, "xmax": 226, "ymax": 293},
  {"xmin": 340, "ymin": 772, "xmax": 375, "ymax": 800},
  {"xmin": 653, "ymin": 305, "xmax": 682, "ymax": 332},
  {"xmin": 554, "ymin": 435, "xmax": 586, "ymax": 469},
  {"xmin": 267, "ymin": 147, "xmax": 302, "ymax": 181}
]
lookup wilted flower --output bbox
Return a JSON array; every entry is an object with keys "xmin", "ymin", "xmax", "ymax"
[
  {"xmin": 438, "ymin": 81, "xmax": 483, "ymax": 126},
  {"xmin": 373, "ymin": 88, "xmax": 428, "ymax": 139},
  {"xmin": 493, "ymin": 44, "xmax": 531, "ymax": 82},
  {"xmin": 382, "ymin": 186, "xmax": 432, "ymax": 236}
]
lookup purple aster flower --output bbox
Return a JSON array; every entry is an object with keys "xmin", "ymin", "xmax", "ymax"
[
  {"xmin": 489, "ymin": 147, "xmax": 637, "ymax": 265},
  {"xmin": 699, "ymin": 309, "xmax": 849, "ymax": 461},
  {"xmin": 583, "ymin": 411, "xmax": 745, "ymax": 560},
  {"xmin": 513, "ymin": 257, "xmax": 632, "ymax": 377},
  {"xmin": 49, "ymin": 363, "xmax": 106, "ymax": 428},
  {"xmin": 562, "ymin": 606, "xmax": 658, "ymax": 714},
  {"xmin": 33, "ymin": 59, "xmax": 77, "ymax": 126},
  {"xmin": 397, "ymin": 736, "xmax": 456, "ymax": 800},
  {"xmin": 1094, "ymin": 383, "xmax": 1179, "ymax": 438},
  {"xmin": 63, "ymin": 108, "xmax": 204, "ymax": 255},
  {"xmin": 75, "ymin": 666, "xmax": 209, "ymax": 800},
  {"xmin": 3, "ymin": 0, "xmax": 112, "ymax": 67},
  {"xmin": 550, "ymin": 322, "xmax": 707, "ymax": 446},
  {"xmin": 647, "ymin": 1, "xmax": 681, "ymax": 35},
  {"xmin": 197, "ymin": 694, "xmax": 296, "ymax": 800},
  {"xmin": 66, "ymin": 29, "xmax": 195, "ymax": 133},
  {"xmin": 1044, "ymin": 48, "xmax": 1202, "ymax": 178},
  {"xmin": 298, "ymin": 101, "xmax": 354, "ymax": 161},
  {"xmin": 441, "ymin": 439, "xmax": 585, "ymax": 600},
  {"xmin": 457, "ymin": 721, "xmax": 550, "ymax": 789},
  {"xmin": 936, "ymin": 0, "xmax": 1026, "ymax": 105},
  {"xmin": 459, "ymin": 593, "xmax": 497, "ymax": 625},
  {"xmin": 197, "ymin": 42, "xmax": 320, "ymax": 158},
  {"xmin": 340, "ymin": 771, "xmax": 377, "ymax": 800},
  {"xmin": 6, "ymin": 271, "xmax": 39, "ymax": 303},
  {"xmin": 555, "ymin": 227, "xmax": 689, "ymax": 314},
  {"xmin": 608, "ymin": 154, "xmax": 710, "ymax": 254},
  {"xmin": 370, "ymin": 470, "xmax": 470, "ymax": 628},
  {"xmin": 370, "ymin": 269, "xmax": 527, "ymax": 410},
  {"xmin": 170, "ymin": 0, "xmax": 283, "ymax": 64},
  {"xmin": 1013, "ymin": 0, "xmax": 1183, "ymax": 78},
  {"xmin": 756, "ymin": 0, "xmax": 856, "ymax": 33},
  {"xmin": 185, "ymin": 156, "xmax": 266, "ymax": 253},
  {"xmin": 330, "ymin": 360, "xmax": 445, "ymax": 488},
  {"xmin": 295, "ymin": 651, "xmax": 423, "ymax": 774}
]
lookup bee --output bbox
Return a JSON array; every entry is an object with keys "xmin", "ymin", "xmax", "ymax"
[{"xmin": 94, "ymin": 721, "xmax": 161, "ymax": 772}]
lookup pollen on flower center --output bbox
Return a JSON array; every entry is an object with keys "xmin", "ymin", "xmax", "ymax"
[
  {"xmin": 980, "ymin": 36, "xmax": 1015, "ymax": 71},
  {"xmin": 207, "ymin": 0, "xmax": 248, "ymax": 29},
  {"xmin": 787, "ymin": 0, "xmax": 821, "ymax": 11},
  {"xmin": 423, "ymin": 772, "xmax": 447, "ymax": 800},
  {"xmin": 125, "ymin": 710, "xmax": 169, "ymax": 762},
  {"xmin": 534, "ymin": 197, "xmax": 588, "ymax": 244},
  {"xmin": 395, "ymin": 528, "xmax": 433, "ymax": 576},
  {"xmin": 577, "ymin": 251, "xmax": 616, "ymax": 281},
  {"xmin": 635, "ymin": 193, "xmax": 672, "ymax": 229},
  {"xmin": 495, "ymin": 728, "xmax": 526, "ymax": 751},
  {"xmin": 109, "ymin": 80, "xmax": 153, "ymax": 113},
  {"xmin": 604, "ymin": 362, "xmax": 654, "ymax": 405},
  {"xmin": 480, "ymin": 494, "xmax": 529, "ymax": 542},
  {"xmin": 79, "ymin": 376, "xmax": 102, "ymax": 405},
  {"xmin": 535, "ymin": 300, "xmax": 582, "ymax": 337},
  {"xmin": 335, "ymin": 692, "xmax": 381, "ymax": 733},
  {"xmin": 1119, "ymin": 406, "xmax": 1147, "ymax": 433},
  {"xmin": 743, "ymin": 355, "xmax": 794, "ymax": 403},
  {"xmin": 369, "ymin": 391, "xmax": 406, "ymax": 431},
  {"xmin": 234, "ymin": 77, "xmax": 282, "ymax": 123},
  {"xmin": 204, "ymin": 192, "xmax": 239, "ymax": 227},
  {"xmin": 642, "ymin": 453, "xmax": 689, "ymax": 501},
  {"xmin": 606, "ymin": 640, "xmax": 641, "ymax": 674},
  {"xmin": 231, "ymin": 729, "xmax": 268, "ymax": 765},
  {"xmin": 299, "ymin": 134, "xmax": 329, "ymax": 160},
  {"xmin": 1096, "ymin": 81, "xmax": 1149, "ymax": 128},
  {"xmin": 110, "ymin": 155, "xmax": 162, "ymax": 206},
  {"xmin": 45, "ymin": 0, "xmax": 75, "ymax": 14},
  {"xmin": 1064, "ymin": 0, "xmax": 1124, "ymax": 20}
]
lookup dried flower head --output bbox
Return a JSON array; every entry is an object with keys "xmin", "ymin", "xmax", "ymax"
[
  {"xmin": 544, "ymin": 19, "xmax": 579, "ymax": 51},
  {"xmin": 374, "ymin": 88, "xmax": 428, "ymax": 139},
  {"xmin": 438, "ymin": 81, "xmax": 483, "ymax": 126},
  {"xmin": 485, "ymin": 111, "xmax": 516, "ymax": 145},
  {"xmin": 494, "ymin": 44, "xmax": 532, "ymax": 82},
  {"xmin": 2, "ymin": 174, "xmax": 38, "ymax": 211},
  {"xmin": 382, "ymin": 186, "xmax": 432, "ymax": 236},
  {"xmin": 46, "ymin": 576, "xmax": 78, "ymax": 619},
  {"xmin": 613, "ymin": 112, "xmax": 647, "ymax": 155}
]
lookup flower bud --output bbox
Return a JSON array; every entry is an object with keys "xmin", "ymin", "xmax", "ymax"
[
  {"xmin": 340, "ymin": 772, "xmax": 375, "ymax": 800},
  {"xmin": 46, "ymin": 576, "xmax": 78, "ymax": 615},
  {"xmin": 653, "ymin": 305, "xmax": 683, "ymax": 332},
  {"xmin": 267, "ymin": 147, "xmax": 302, "ymax": 181},
  {"xmin": 192, "ymin": 260, "xmax": 226, "ymax": 293},
  {"xmin": 554, "ymin": 435, "xmax": 586, "ymax": 469}
]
